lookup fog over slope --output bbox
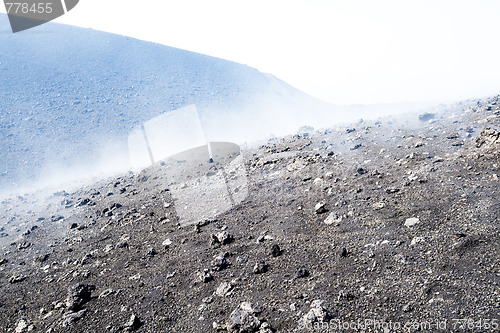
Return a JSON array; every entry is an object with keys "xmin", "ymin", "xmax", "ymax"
[{"xmin": 0, "ymin": 14, "xmax": 334, "ymax": 195}]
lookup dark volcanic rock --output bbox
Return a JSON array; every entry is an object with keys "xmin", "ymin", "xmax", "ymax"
[
  {"xmin": 270, "ymin": 244, "xmax": 282, "ymax": 257},
  {"xmin": 66, "ymin": 283, "xmax": 96, "ymax": 312},
  {"xmin": 123, "ymin": 314, "xmax": 141, "ymax": 331},
  {"xmin": 212, "ymin": 253, "xmax": 228, "ymax": 271},
  {"xmin": 295, "ymin": 267, "xmax": 309, "ymax": 279},
  {"xmin": 253, "ymin": 261, "xmax": 268, "ymax": 274}
]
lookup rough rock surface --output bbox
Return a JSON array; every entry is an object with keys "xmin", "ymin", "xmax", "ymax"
[{"xmin": 0, "ymin": 96, "xmax": 499, "ymax": 332}]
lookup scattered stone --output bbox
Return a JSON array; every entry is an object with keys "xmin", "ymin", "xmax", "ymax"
[
  {"xmin": 76, "ymin": 198, "xmax": 91, "ymax": 207},
  {"xmin": 419, "ymin": 113, "xmax": 435, "ymax": 121},
  {"xmin": 98, "ymin": 289, "xmax": 114, "ymax": 299},
  {"xmin": 402, "ymin": 303, "xmax": 413, "ymax": 312},
  {"xmin": 350, "ymin": 144, "xmax": 362, "ymax": 150},
  {"xmin": 256, "ymin": 233, "xmax": 274, "ymax": 243},
  {"xmin": 240, "ymin": 302, "xmax": 263, "ymax": 314},
  {"xmin": 0, "ymin": 258, "xmax": 7, "ymax": 266},
  {"xmin": 212, "ymin": 253, "xmax": 228, "ymax": 271},
  {"xmin": 341, "ymin": 248, "xmax": 348, "ymax": 257},
  {"xmin": 203, "ymin": 296, "xmax": 214, "ymax": 304},
  {"xmin": 68, "ymin": 223, "xmax": 78, "ymax": 230},
  {"xmin": 18, "ymin": 242, "xmax": 31, "ymax": 250},
  {"xmin": 116, "ymin": 240, "xmax": 128, "ymax": 249},
  {"xmin": 213, "ymin": 322, "xmax": 227, "ymax": 331},
  {"xmin": 162, "ymin": 238, "xmax": 172, "ymax": 248},
  {"xmin": 295, "ymin": 267, "xmax": 309, "ymax": 278},
  {"xmin": 270, "ymin": 244, "xmax": 282, "ymax": 257},
  {"xmin": 404, "ymin": 217, "xmax": 420, "ymax": 227},
  {"xmin": 211, "ymin": 231, "xmax": 233, "ymax": 246},
  {"xmin": 147, "ymin": 248, "xmax": 158, "ymax": 256},
  {"xmin": 80, "ymin": 253, "xmax": 92, "ymax": 265},
  {"xmin": 324, "ymin": 212, "xmax": 342, "ymax": 225},
  {"xmin": 253, "ymin": 261, "xmax": 268, "ymax": 274},
  {"xmin": 66, "ymin": 283, "xmax": 96, "ymax": 312},
  {"xmin": 111, "ymin": 203, "xmax": 123, "ymax": 210},
  {"xmin": 314, "ymin": 201, "xmax": 327, "ymax": 214},
  {"xmin": 386, "ymin": 187, "xmax": 400, "ymax": 194},
  {"xmin": 63, "ymin": 309, "xmax": 87, "ymax": 327},
  {"xmin": 198, "ymin": 269, "xmax": 214, "ymax": 283},
  {"xmin": 227, "ymin": 302, "xmax": 263, "ymax": 333},
  {"xmin": 123, "ymin": 314, "xmax": 141, "ymax": 331},
  {"xmin": 433, "ymin": 156, "xmax": 445, "ymax": 163},
  {"xmin": 215, "ymin": 282, "xmax": 233, "ymax": 297},
  {"xmin": 9, "ymin": 275, "xmax": 26, "ymax": 284},
  {"xmin": 129, "ymin": 274, "xmax": 141, "ymax": 281},
  {"xmin": 475, "ymin": 128, "xmax": 500, "ymax": 148},
  {"xmin": 61, "ymin": 199, "xmax": 73, "ymax": 208},
  {"xmin": 33, "ymin": 253, "xmax": 49, "ymax": 264},
  {"xmin": 411, "ymin": 237, "xmax": 425, "ymax": 246},
  {"xmin": 356, "ymin": 167, "xmax": 367, "ymax": 175},
  {"xmin": 51, "ymin": 215, "xmax": 65, "ymax": 223},
  {"xmin": 300, "ymin": 300, "xmax": 331, "ymax": 327},
  {"xmin": 259, "ymin": 321, "xmax": 273, "ymax": 333},
  {"xmin": 14, "ymin": 319, "xmax": 31, "ymax": 333}
]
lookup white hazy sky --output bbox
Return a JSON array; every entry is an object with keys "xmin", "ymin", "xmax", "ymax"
[{"xmin": 3, "ymin": 0, "xmax": 500, "ymax": 104}]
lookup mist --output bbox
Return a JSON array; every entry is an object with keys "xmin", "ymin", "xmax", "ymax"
[{"xmin": 1, "ymin": 2, "xmax": 500, "ymax": 199}]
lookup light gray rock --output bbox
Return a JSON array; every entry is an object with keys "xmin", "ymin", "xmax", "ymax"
[
  {"xmin": 227, "ymin": 308, "xmax": 261, "ymax": 333},
  {"xmin": 253, "ymin": 261, "xmax": 268, "ymax": 274},
  {"xmin": 324, "ymin": 212, "xmax": 342, "ymax": 225},
  {"xmin": 404, "ymin": 217, "xmax": 420, "ymax": 227},
  {"xmin": 215, "ymin": 282, "xmax": 233, "ymax": 297},
  {"xmin": 411, "ymin": 236, "xmax": 425, "ymax": 246},
  {"xmin": 123, "ymin": 314, "xmax": 141, "ymax": 331},
  {"xmin": 314, "ymin": 201, "xmax": 327, "ymax": 214},
  {"xmin": 300, "ymin": 300, "xmax": 331, "ymax": 327},
  {"xmin": 63, "ymin": 309, "xmax": 87, "ymax": 327},
  {"xmin": 98, "ymin": 289, "xmax": 114, "ymax": 299},
  {"xmin": 240, "ymin": 302, "xmax": 262, "ymax": 314},
  {"xmin": 15, "ymin": 319, "xmax": 30, "ymax": 333}
]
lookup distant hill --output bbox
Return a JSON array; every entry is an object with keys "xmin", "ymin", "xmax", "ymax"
[{"xmin": 0, "ymin": 14, "xmax": 333, "ymax": 193}]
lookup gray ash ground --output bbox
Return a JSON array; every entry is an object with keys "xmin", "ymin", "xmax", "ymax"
[{"xmin": 1, "ymin": 96, "xmax": 499, "ymax": 332}]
